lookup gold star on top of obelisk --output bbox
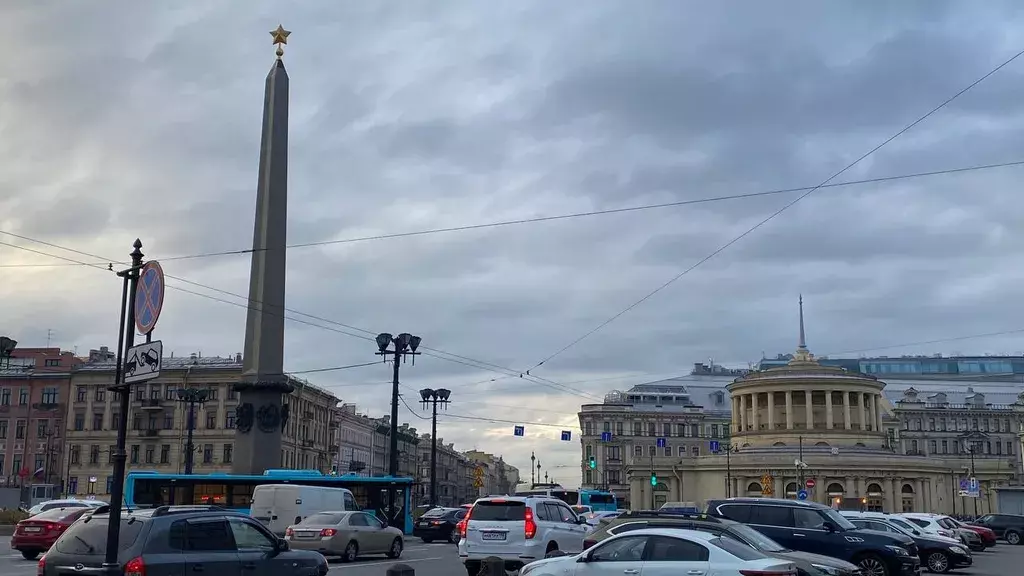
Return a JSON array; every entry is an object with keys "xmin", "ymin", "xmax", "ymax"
[{"xmin": 270, "ymin": 25, "xmax": 291, "ymax": 58}]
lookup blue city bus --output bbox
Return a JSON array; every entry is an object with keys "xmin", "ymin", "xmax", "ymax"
[
  {"xmin": 579, "ymin": 489, "xmax": 617, "ymax": 512},
  {"xmin": 124, "ymin": 469, "xmax": 416, "ymax": 534}
]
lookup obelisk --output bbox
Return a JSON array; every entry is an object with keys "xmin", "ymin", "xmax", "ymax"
[{"xmin": 233, "ymin": 25, "xmax": 295, "ymax": 474}]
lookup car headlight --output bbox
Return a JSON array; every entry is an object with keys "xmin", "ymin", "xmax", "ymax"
[
  {"xmin": 810, "ymin": 564, "xmax": 843, "ymax": 576},
  {"xmin": 885, "ymin": 545, "xmax": 910, "ymax": 556},
  {"xmin": 949, "ymin": 545, "xmax": 968, "ymax": 555},
  {"xmin": 520, "ymin": 563, "xmax": 539, "ymax": 576}
]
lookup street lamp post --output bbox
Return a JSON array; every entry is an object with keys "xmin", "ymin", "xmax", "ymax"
[
  {"xmin": 960, "ymin": 432, "xmax": 984, "ymax": 518},
  {"xmin": 375, "ymin": 332, "xmax": 421, "ymax": 525},
  {"xmin": 530, "ymin": 452, "xmax": 536, "ymax": 486},
  {"xmin": 419, "ymin": 388, "xmax": 451, "ymax": 508},
  {"xmin": 176, "ymin": 388, "xmax": 209, "ymax": 474}
]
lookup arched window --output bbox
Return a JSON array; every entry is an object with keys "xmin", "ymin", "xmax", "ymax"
[
  {"xmin": 815, "ymin": 441, "xmax": 830, "ymax": 447},
  {"xmin": 901, "ymin": 484, "xmax": 915, "ymax": 494},
  {"xmin": 746, "ymin": 482, "xmax": 762, "ymax": 493},
  {"xmin": 866, "ymin": 483, "xmax": 883, "ymax": 495},
  {"xmin": 785, "ymin": 482, "xmax": 798, "ymax": 494},
  {"xmin": 772, "ymin": 442, "xmax": 786, "ymax": 447},
  {"xmin": 826, "ymin": 482, "xmax": 845, "ymax": 494}
]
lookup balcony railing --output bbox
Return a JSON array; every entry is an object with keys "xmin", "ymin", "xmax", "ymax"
[
  {"xmin": 142, "ymin": 429, "xmax": 160, "ymax": 437},
  {"xmin": 140, "ymin": 399, "xmax": 162, "ymax": 409},
  {"xmin": 32, "ymin": 402, "xmax": 63, "ymax": 412}
]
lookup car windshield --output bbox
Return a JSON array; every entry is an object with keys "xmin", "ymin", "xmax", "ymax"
[
  {"xmin": 421, "ymin": 508, "xmax": 451, "ymax": 518},
  {"xmin": 728, "ymin": 524, "xmax": 787, "ymax": 552},
  {"xmin": 300, "ymin": 513, "xmax": 347, "ymax": 525},
  {"xmin": 822, "ymin": 508, "xmax": 857, "ymax": 530},
  {"xmin": 28, "ymin": 508, "xmax": 82, "ymax": 522},
  {"xmin": 54, "ymin": 516, "xmax": 146, "ymax": 555},
  {"xmin": 471, "ymin": 501, "xmax": 525, "ymax": 521}
]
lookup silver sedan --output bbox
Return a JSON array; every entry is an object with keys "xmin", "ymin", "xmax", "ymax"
[{"xmin": 285, "ymin": 510, "xmax": 405, "ymax": 562}]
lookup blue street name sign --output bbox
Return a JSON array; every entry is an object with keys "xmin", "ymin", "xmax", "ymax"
[
  {"xmin": 513, "ymin": 425, "xmax": 524, "ymax": 437},
  {"xmin": 797, "ymin": 489, "xmax": 808, "ymax": 500},
  {"xmin": 709, "ymin": 440, "xmax": 720, "ymax": 453},
  {"xmin": 560, "ymin": 430, "xmax": 571, "ymax": 441},
  {"xmin": 656, "ymin": 437, "xmax": 666, "ymax": 448},
  {"xmin": 600, "ymin": 431, "xmax": 613, "ymax": 442}
]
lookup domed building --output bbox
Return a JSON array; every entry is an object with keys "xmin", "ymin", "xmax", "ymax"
[{"xmin": 626, "ymin": 298, "xmax": 961, "ymax": 513}]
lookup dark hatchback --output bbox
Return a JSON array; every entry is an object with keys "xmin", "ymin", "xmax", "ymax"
[
  {"xmin": 844, "ymin": 515, "xmax": 971, "ymax": 573},
  {"xmin": 584, "ymin": 511, "xmax": 862, "ymax": 576},
  {"xmin": 414, "ymin": 507, "xmax": 466, "ymax": 543},
  {"xmin": 706, "ymin": 498, "xmax": 921, "ymax": 576}
]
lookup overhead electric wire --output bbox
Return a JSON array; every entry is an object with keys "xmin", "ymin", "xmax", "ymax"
[
  {"xmin": 2, "ymin": 159, "xmax": 1023, "ymax": 270},
  {"xmin": 0, "ymin": 237, "xmax": 591, "ymax": 400},
  {"xmin": 523, "ymin": 47, "xmax": 1024, "ymax": 375}
]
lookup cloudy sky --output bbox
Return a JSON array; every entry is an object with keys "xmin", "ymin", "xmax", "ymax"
[{"xmin": 3, "ymin": 1, "xmax": 1024, "ymax": 487}]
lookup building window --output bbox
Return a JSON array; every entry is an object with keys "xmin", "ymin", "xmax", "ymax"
[
  {"xmin": 76, "ymin": 387, "xmax": 87, "ymax": 402},
  {"xmin": 70, "ymin": 445, "xmax": 81, "ymax": 465},
  {"xmin": 203, "ymin": 444, "xmax": 213, "ymax": 464},
  {"xmin": 584, "ymin": 470, "xmax": 592, "ymax": 484},
  {"xmin": 45, "ymin": 358, "xmax": 60, "ymax": 367},
  {"xmin": 149, "ymin": 387, "xmax": 160, "ymax": 400},
  {"xmin": 647, "ymin": 423, "xmax": 655, "ymax": 436},
  {"xmin": 92, "ymin": 413, "xmax": 103, "ymax": 430},
  {"xmin": 1008, "ymin": 441, "xmax": 1015, "ymax": 455},
  {"xmin": 228, "ymin": 388, "xmax": 238, "ymax": 400},
  {"xmin": 223, "ymin": 444, "xmax": 233, "ymax": 464},
  {"xmin": 147, "ymin": 415, "xmax": 157, "ymax": 430},
  {"xmin": 226, "ymin": 413, "xmax": 236, "ymax": 429},
  {"xmin": 135, "ymin": 388, "xmax": 145, "ymax": 401},
  {"xmin": 0, "ymin": 420, "xmax": 6, "ymax": 439},
  {"xmin": 632, "ymin": 422, "xmax": 641, "ymax": 436},
  {"xmin": 585, "ymin": 445, "xmax": 593, "ymax": 458},
  {"xmin": 164, "ymin": 413, "xmax": 174, "ymax": 429},
  {"xmin": 108, "ymin": 445, "xmax": 115, "ymax": 464},
  {"xmin": 692, "ymin": 446, "xmax": 700, "ymax": 457},
  {"xmin": 928, "ymin": 419, "xmax": 935, "ymax": 431},
  {"xmin": 37, "ymin": 419, "xmax": 49, "ymax": 438},
  {"xmin": 129, "ymin": 445, "xmax": 139, "ymax": 464},
  {"xmin": 664, "ymin": 446, "xmax": 671, "ymax": 457},
  {"xmin": 18, "ymin": 388, "xmax": 28, "ymax": 405},
  {"xmin": 164, "ymin": 385, "xmax": 177, "ymax": 400},
  {"xmin": 206, "ymin": 412, "xmax": 217, "ymax": 429},
  {"xmin": 583, "ymin": 421, "xmax": 592, "ymax": 436},
  {"xmin": 15, "ymin": 420, "xmax": 25, "ymax": 439},
  {"xmin": 911, "ymin": 440, "xmax": 919, "ymax": 453},
  {"xmin": 0, "ymin": 388, "xmax": 8, "ymax": 405},
  {"xmin": 607, "ymin": 470, "xmax": 620, "ymax": 485},
  {"xmin": 997, "ymin": 442, "xmax": 1003, "ymax": 455},
  {"xmin": 928, "ymin": 440, "xmax": 936, "ymax": 454},
  {"xmin": 110, "ymin": 413, "xmax": 120, "ymax": 429},
  {"xmin": 603, "ymin": 421, "xmax": 611, "ymax": 433},
  {"xmin": 633, "ymin": 445, "xmax": 642, "ymax": 457},
  {"xmin": 647, "ymin": 446, "xmax": 655, "ymax": 457},
  {"xmin": 145, "ymin": 447, "xmax": 154, "ymax": 464},
  {"xmin": 94, "ymin": 388, "xmax": 105, "ymax": 402},
  {"xmin": 663, "ymin": 423, "xmax": 671, "ymax": 437},
  {"xmin": 616, "ymin": 422, "xmax": 624, "ymax": 436},
  {"xmin": 160, "ymin": 445, "xmax": 170, "ymax": 464},
  {"xmin": 68, "ymin": 477, "xmax": 78, "ymax": 495},
  {"xmin": 941, "ymin": 440, "xmax": 948, "ymax": 454},
  {"xmin": 206, "ymin": 387, "xmax": 219, "ymax": 401},
  {"xmin": 41, "ymin": 387, "xmax": 58, "ymax": 404},
  {"xmin": 132, "ymin": 414, "xmax": 141, "ymax": 430},
  {"xmin": 106, "ymin": 476, "xmax": 113, "ymax": 494}
]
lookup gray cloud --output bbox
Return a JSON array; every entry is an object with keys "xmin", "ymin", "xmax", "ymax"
[{"xmin": 4, "ymin": 1, "xmax": 1024, "ymax": 484}]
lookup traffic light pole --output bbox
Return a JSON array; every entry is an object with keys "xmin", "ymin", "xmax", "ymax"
[{"xmin": 649, "ymin": 451, "xmax": 655, "ymax": 509}]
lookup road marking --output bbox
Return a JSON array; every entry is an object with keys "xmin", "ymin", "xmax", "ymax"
[{"xmin": 329, "ymin": 556, "xmax": 443, "ymax": 570}]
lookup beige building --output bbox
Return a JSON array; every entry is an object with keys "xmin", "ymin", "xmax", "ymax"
[
  {"xmin": 370, "ymin": 418, "xmax": 419, "ymax": 479},
  {"xmin": 64, "ymin": 353, "xmax": 341, "ymax": 497},
  {"xmin": 625, "ymin": 303, "xmax": 990, "ymax": 515},
  {"xmin": 334, "ymin": 403, "xmax": 375, "ymax": 475},
  {"xmin": 464, "ymin": 450, "xmax": 519, "ymax": 497},
  {"xmin": 416, "ymin": 435, "xmax": 473, "ymax": 507}
]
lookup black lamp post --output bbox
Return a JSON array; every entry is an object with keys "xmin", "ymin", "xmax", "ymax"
[
  {"xmin": 419, "ymin": 388, "xmax": 451, "ymax": 508},
  {"xmin": 0, "ymin": 336, "xmax": 17, "ymax": 368},
  {"xmin": 375, "ymin": 332, "xmax": 421, "ymax": 525},
  {"xmin": 177, "ymin": 388, "xmax": 209, "ymax": 474},
  {"xmin": 530, "ymin": 452, "xmax": 536, "ymax": 486}
]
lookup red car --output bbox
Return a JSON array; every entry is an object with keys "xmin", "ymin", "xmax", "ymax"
[
  {"xmin": 960, "ymin": 522, "xmax": 998, "ymax": 547},
  {"xmin": 11, "ymin": 507, "xmax": 90, "ymax": 560}
]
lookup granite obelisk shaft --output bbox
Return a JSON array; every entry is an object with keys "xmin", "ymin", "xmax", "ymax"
[{"xmin": 233, "ymin": 57, "xmax": 294, "ymax": 475}]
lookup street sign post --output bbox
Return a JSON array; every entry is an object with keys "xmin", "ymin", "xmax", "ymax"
[
  {"xmin": 797, "ymin": 489, "xmax": 808, "ymax": 500},
  {"xmin": 709, "ymin": 440, "xmax": 720, "ymax": 453},
  {"xmin": 656, "ymin": 437, "xmax": 666, "ymax": 448},
  {"xmin": 560, "ymin": 431, "xmax": 571, "ymax": 441},
  {"xmin": 134, "ymin": 261, "xmax": 165, "ymax": 335},
  {"xmin": 513, "ymin": 425, "xmax": 524, "ymax": 437},
  {"xmin": 124, "ymin": 340, "xmax": 163, "ymax": 384}
]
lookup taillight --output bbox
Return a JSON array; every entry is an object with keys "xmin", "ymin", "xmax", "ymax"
[
  {"xmin": 36, "ymin": 555, "xmax": 45, "ymax": 576},
  {"xmin": 285, "ymin": 527, "xmax": 294, "ymax": 537},
  {"xmin": 124, "ymin": 556, "xmax": 145, "ymax": 576},
  {"xmin": 524, "ymin": 507, "xmax": 537, "ymax": 540},
  {"xmin": 459, "ymin": 507, "xmax": 473, "ymax": 538},
  {"xmin": 431, "ymin": 520, "xmax": 441, "ymax": 526},
  {"xmin": 583, "ymin": 539, "xmax": 596, "ymax": 550},
  {"xmin": 320, "ymin": 528, "xmax": 337, "ymax": 537}
]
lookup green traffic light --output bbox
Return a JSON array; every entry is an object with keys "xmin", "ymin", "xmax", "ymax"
[
  {"xmin": 650, "ymin": 475, "xmax": 657, "ymax": 486},
  {"xmin": 588, "ymin": 459, "xmax": 596, "ymax": 469}
]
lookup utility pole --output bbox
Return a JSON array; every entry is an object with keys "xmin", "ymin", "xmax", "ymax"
[
  {"xmin": 374, "ymin": 332, "xmax": 421, "ymax": 527},
  {"xmin": 176, "ymin": 388, "xmax": 209, "ymax": 474},
  {"xmin": 419, "ymin": 388, "xmax": 451, "ymax": 508},
  {"xmin": 969, "ymin": 444, "xmax": 978, "ymax": 517}
]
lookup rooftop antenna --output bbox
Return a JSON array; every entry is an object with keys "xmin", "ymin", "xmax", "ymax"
[{"xmin": 46, "ymin": 329, "xmax": 54, "ymax": 348}]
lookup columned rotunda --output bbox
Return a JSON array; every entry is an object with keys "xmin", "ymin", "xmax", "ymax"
[{"xmin": 626, "ymin": 297, "xmax": 970, "ymax": 513}]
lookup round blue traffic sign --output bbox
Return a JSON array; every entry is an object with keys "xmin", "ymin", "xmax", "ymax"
[
  {"xmin": 135, "ymin": 261, "xmax": 165, "ymax": 335},
  {"xmin": 797, "ymin": 489, "xmax": 808, "ymax": 500}
]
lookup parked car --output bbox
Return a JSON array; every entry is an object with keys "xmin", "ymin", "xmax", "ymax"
[
  {"xmin": 26, "ymin": 499, "xmax": 106, "ymax": 517},
  {"xmin": 842, "ymin": 511, "xmax": 971, "ymax": 573},
  {"xmin": 972, "ymin": 513, "xmax": 1024, "ymax": 544},
  {"xmin": 457, "ymin": 495, "xmax": 590, "ymax": 574},
  {"xmin": 414, "ymin": 506, "xmax": 466, "ymax": 543},
  {"xmin": 945, "ymin": 517, "xmax": 996, "ymax": 548},
  {"xmin": 519, "ymin": 527, "xmax": 799, "ymax": 576},
  {"xmin": 705, "ymin": 497, "xmax": 921, "ymax": 576},
  {"xmin": 585, "ymin": 510, "xmax": 861, "ymax": 576},
  {"xmin": 39, "ymin": 505, "xmax": 328, "ymax": 576},
  {"xmin": 11, "ymin": 507, "xmax": 92, "ymax": 560},
  {"xmin": 284, "ymin": 510, "xmax": 404, "ymax": 561}
]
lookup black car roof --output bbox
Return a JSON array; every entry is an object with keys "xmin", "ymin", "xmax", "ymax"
[{"xmin": 707, "ymin": 497, "xmax": 828, "ymax": 509}]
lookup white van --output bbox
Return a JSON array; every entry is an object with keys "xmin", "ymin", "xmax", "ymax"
[{"xmin": 251, "ymin": 484, "xmax": 359, "ymax": 536}]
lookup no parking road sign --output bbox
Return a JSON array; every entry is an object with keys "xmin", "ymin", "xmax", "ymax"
[{"xmin": 135, "ymin": 261, "xmax": 165, "ymax": 335}]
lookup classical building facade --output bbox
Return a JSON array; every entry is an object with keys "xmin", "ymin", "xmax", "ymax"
[
  {"xmin": 578, "ymin": 382, "xmax": 731, "ymax": 507},
  {"xmin": 416, "ymin": 435, "xmax": 473, "ymax": 507},
  {"xmin": 64, "ymin": 353, "xmax": 340, "ymax": 497},
  {"xmin": 0, "ymin": 346, "xmax": 80, "ymax": 493},
  {"xmin": 334, "ymin": 403, "xmax": 375, "ymax": 475},
  {"xmin": 624, "ymin": 301, "xmax": 995, "ymax": 514},
  {"xmin": 370, "ymin": 418, "xmax": 419, "ymax": 479},
  {"xmin": 464, "ymin": 450, "xmax": 520, "ymax": 497}
]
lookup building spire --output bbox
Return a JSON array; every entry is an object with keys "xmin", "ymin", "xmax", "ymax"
[{"xmin": 792, "ymin": 294, "xmax": 814, "ymax": 363}]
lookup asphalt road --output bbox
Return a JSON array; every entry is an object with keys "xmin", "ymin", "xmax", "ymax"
[{"xmin": 6, "ymin": 535, "xmax": 1021, "ymax": 576}]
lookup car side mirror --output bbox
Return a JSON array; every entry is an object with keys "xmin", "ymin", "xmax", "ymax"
[
  {"xmin": 276, "ymin": 538, "xmax": 289, "ymax": 552},
  {"xmin": 912, "ymin": 529, "xmax": 921, "ymax": 536},
  {"xmin": 822, "ymin": 522, "xmax": 836, "ymax": 533},
  {"xmin": 577, "ymin": 516, "xmax": 588, "ymax": 525}
]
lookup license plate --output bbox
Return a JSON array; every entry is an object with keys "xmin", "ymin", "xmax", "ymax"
[
  {"xmin": 418, "ymin": 522, "xmax": 428, "ymax": 526},
  {"xmin": 23, "ymin": 527, "xmax": 41, "ymax": 533},
  {"xmin": 481, "ymin": 532, "xmax": 506, "ymax": 541},
  {"xmin": 297, "ymin": 531, "xmax": 318, "ymax": 539}
]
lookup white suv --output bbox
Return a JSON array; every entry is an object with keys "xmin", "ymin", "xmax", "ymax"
[{"xmin": 457, "ymin": 495, "xmax": 589, "ymax": 574}]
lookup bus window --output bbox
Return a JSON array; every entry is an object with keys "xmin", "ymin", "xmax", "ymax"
[
  {"xmin": 552, "ymin": 491, "xmax": 580, "ymax": 506},
  {"xmin": 227, "ymin": 483, "xmax": 257, "ymax": 508},
  {"xmin": 588, "ymin": 493, "xmax": 615, "ymax": 505}
]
